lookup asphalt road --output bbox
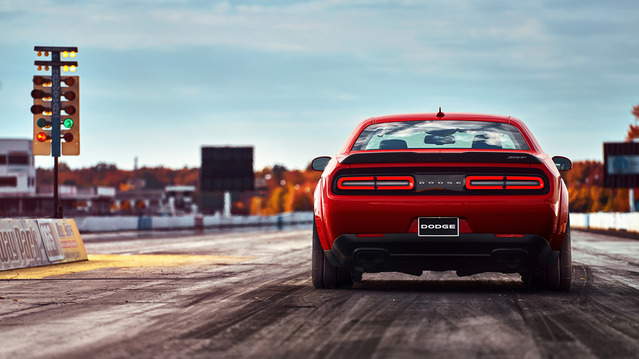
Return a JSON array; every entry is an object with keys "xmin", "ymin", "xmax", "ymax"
[{"xmin": 1, "ymin": 227, "xmax": 638, "ymax": 359}]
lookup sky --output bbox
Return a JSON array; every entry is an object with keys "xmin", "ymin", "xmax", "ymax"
[{"xmin": 0, "ymin": 0, "xmax": 638, "ymax": 170}]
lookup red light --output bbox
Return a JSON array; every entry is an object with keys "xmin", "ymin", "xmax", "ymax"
[
  {"xmin": 337, "ymin": 176, "xmax": 375, "ymax": 190},
  {"xmin": 337, "ymin": 176, "xmax": 415, "ymax": 191},
  {"xmin": 465, "ymin": 176, "xmax": 504, "ymax": 190},
  {"xmin": 376, "ymin": 176, "xmax": 415, "ymax": 190},
  {"xmin": 36, "ymin": 132, "xmax": 48, "ymax": 142},
  {"xmin": 505, "ymin": 176, "xmax": 544, "ymax": 189}
]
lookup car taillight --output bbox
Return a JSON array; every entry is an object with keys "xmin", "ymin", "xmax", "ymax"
[
  {"xmin": 465, "ymin": 176, "xmax": 544, "ymax": 190},
  {"xmin": 376, "ymin": 176, "xmax": 414, "ymax": 190},
  {"xmin": 336, "ymin": 176, "xmax": 414, "ymax": 191},
  {"xmin": 337, "ymin": 176, "xmax": 375, "ymax": 190},
  {"xmin": 465, "ymin": 176, "xmax": 504, "ymax": 190},
  {"xmin": 504, "ymin": 176, "xmax": 544, "ymax": 190}
]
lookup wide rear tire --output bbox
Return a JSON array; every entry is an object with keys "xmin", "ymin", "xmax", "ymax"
[
  {"xmin": 528, "ymin": 221, "xmax": 572, "ymax": 291},
  {"xmin": 312, "ymin": 223, "xmax": 352, "ymax": 289},
  {"xmin": 558, "ymin": 220, "xmax": 572, "ymax": 290}
]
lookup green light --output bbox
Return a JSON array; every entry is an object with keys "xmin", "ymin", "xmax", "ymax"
[
  {"xmin": 37, "ymin": 118, "xmax": 48, "ymax": 128},
  {"xmin": 63, "ymin": 118, "xmax": 74, "ymax": 128}
]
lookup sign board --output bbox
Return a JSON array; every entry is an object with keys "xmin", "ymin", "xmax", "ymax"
[
  {"xmin": 0, "ymin": 218, "xmax": 87, "ymax": 271},
  {"xmin": 201, "ymin": 146, "xmax": 255, "ymax": 192},
  {"xmin": 604, "ymin": 142, "xmax": 639, "ymax": 188}
]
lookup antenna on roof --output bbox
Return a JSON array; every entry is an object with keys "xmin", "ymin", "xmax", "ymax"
[{"xmin": 436, "ymin": 107, "xmax": 445, "ymax": 118}]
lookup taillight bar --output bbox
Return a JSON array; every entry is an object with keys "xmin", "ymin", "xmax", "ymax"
[
  {"xmin": 337, "ymin": 176, "xmax": 375, "ymax": 190},
  {"xmin": 336, "ymin": 176, "xmax": 414, "ymax": 191},
  {"xmin": 377, "ymin": 176, "xmax": 415, "ymax": 190},
  {"xmin": 505, "ymin": 176, "xmax": 544, "ymax": 189},
  {"xmin": 465, "ymin": 176, "xmax": 544, "ymax": 190},
  {"xmin": 465, "ymin": 176, "xmax": 503, "ymax": 190}
]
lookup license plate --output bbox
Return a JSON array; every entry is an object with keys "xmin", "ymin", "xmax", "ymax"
[{"xmin": 418, "ymin": 217, "xmax": 459, "ymax": 237}]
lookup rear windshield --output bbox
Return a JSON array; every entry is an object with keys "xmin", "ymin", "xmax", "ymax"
[{"xmin": 351, "ymin": 120, "xmax": 530, "ymax": 151}]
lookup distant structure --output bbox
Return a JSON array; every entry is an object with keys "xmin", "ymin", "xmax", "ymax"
[
  {"xmin": 200, "ymin": 146, "xmax": 255, "ymax": 215},
  {"xmin": 0, "ymin": 139, "xmax": 36, "ymax": 195},
  {"xmin": 0, "ymin": 138, "xmax": 115, "ymax": 216}
]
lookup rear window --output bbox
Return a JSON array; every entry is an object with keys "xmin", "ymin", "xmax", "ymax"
[{"xmin": 351, "ymin": 120, "xmax": 530, "ymax": 151}]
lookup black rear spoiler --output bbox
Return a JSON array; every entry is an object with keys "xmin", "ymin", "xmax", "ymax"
[{"xmin": 340, "ymin": 152, "xmax": 543, "ymax": 165}]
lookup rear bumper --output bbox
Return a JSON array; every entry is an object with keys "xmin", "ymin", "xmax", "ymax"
[{"xmin": 327, "ymin": 233, "xmax": 556, "ymax": 276}]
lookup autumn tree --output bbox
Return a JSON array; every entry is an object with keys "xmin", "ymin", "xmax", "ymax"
[{"xmin": 626, "ymin": 104, "xmax": 639, "ymax": 141}]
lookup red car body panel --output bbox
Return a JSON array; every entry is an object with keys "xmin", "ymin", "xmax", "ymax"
[{"xmin": 314, "ymin": 113, "xmax": 569, "ymax": 257}]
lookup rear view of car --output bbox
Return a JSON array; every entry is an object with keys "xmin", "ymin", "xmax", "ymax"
[{"xmin": 311, "ymin": 112, "xmax": 572, "ymax": 290}]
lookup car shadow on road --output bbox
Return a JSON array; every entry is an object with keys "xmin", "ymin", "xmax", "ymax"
[{"xmin": 351, "ymin": 278, "xmax": 539, "ymax": 294}]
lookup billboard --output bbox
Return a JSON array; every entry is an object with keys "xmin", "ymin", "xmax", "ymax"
[
  {"xmin": 604, "ymin": 142, "xmax": 639, "ymax": 188},
  {"xmin": 201, "ymin": 146, "xmax": 255, "ymax": 192}
]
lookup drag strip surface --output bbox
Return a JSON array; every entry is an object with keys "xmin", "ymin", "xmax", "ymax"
[{"xmin": 0, "ymin": 228, "xmax": 638, "ymax": 358}]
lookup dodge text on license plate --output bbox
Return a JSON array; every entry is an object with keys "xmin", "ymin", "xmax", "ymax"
[{"xmin": 418, "ymin": 217, "xmax": 459, "ymax": 237}]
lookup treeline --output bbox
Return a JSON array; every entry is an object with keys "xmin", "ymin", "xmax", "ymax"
[
  {"xmin": 561, "ymin": 160, "xmax": 630, "ymax": 213},
  {"xmin": 36, "ymin": 162, "xmax": 321, "ymax": 214},
  {"xmin": 37, "ymin": 160, "xmax": 632, "ymax": 214},
  {"xmin": 37, "ymin": 162, "xmax": 199, "ymax": 190}
]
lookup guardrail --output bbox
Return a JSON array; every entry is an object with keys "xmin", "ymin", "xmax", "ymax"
[
  {"xmin": 74, "ymin": 211, "xmax": 314, "ymax": 233},
  {"xmin": 570, "ymin": 212, "xmax": 639, "ymax": 233},
  {"xmin": 64, "ymin": 212, "xmax": 639, "ymax": 235}
]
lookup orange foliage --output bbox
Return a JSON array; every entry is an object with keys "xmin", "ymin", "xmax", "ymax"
[
  {"xmin": 562, "ymin": 161, "xmax": 629, "ymax": 213},
  {"xmin": 250, "ymin": 165, "xmax": 321, "ymax": 215},
  {"xmin": 37, "ymin": 162, "xmax": 199, "ymax": 191},
  {"xmin": 627, "ymin": 104, "xmax": 639, "ymax": 141}
]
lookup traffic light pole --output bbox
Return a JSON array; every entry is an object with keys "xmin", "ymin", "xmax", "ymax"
[
  {"xmin": 33, "ymin": 46, "xmax": 78, "ymax": 219},
  {"xmin": 51, "ymin": 52, "xmax": 62, "ymax": 218},
  {"xmin": 53, "ymin": 157, "xmax": 62, "ymax": 218}
]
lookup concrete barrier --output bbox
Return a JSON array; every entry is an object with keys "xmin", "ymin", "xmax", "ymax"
[
  {"xmin": 570, "ymin": 212, "xmax": 639, "ymax": 233},
  {"xmin": 0, "ymin": 218, "xmax": 88, "ymax": 271},
  {"xmin": 74, "ymin": 212, "xmax": 314, "ymax": 233}
]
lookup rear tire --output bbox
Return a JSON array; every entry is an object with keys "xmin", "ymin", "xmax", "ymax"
[
  {"xmin": 558, "ymin": 220, "xmax": 572, "ymax": 290},
  {"xmin": 312, "ymin": 222, "xmax": 352, "ymax": 289},
  {"xmin": 527, "ymin": 220, "xmax": 572, "ymax": 291}
]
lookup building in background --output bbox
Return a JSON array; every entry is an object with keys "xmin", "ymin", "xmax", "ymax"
[{"xmin": 0, "ymin": 139, "xmax": 36, "ymax": 195}]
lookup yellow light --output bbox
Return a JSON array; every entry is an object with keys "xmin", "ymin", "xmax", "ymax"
[
  {"xmin": 37, "ymin": 51, "xmax": 42, "ymax": 57},
  {"xmin": 70, "ymin": 65, "xmax": 76, "ymax": 72},
  {"xmin": 44, "ymin": 96, "xmax": 52, "ymax": 101},
  {"xmin": 44, "ymin": 111, "xmax": 52, "ymax": 116},
  {"xmin": 44, "ymin": 51, "xmax": 49, "ymax": 57},
  {"xmin": 62, "ymin": 65, "xmax": 69, "ymax": 72},
  {"xmin": 37, "ymin": 65, "xmax": 42, "ymax": 71},
  {"xmin": 70, "ymin": 51, "xmax": 76, "ymax": 58},
  {"xmin": 44, "ymin": 66, "xmax": 49, "ymax": 71},
  {"xmin": 62, "ymin": 51, "xmax": 68, "ymax": 57}
]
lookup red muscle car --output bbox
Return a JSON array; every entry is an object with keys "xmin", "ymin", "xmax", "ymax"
[{"xmin": 311, "ymin": 111, "xmax": 572, "ymax": 290}]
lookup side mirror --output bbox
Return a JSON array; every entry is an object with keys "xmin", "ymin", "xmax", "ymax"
[
  {"xmin": 311, "ymin": 156, "xmax": 331, "ymax": 172},
  {"xmin": 552, "ymin": 156, "xmax": 572, "ymax": 172}
]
